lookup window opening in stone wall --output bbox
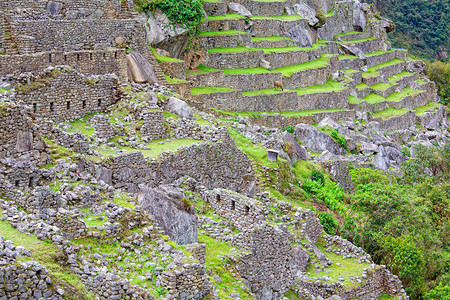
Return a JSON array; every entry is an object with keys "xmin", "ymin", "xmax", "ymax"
[
  {"xmin": 103, "ymin": 52, "xmax": 106, "ymax": 60},
  {"xmin": 49, "ymin": 54, "xmax": 52, "ymax": 63},
  {"xmin": 115, "ymin": 51, "xmax": 118, "ymax": 59},
  {"xmin": 245, "ymin": 205, "xmax": 250, "ymax": 215},
  {"xmin": 50, "ymin": 102, "xmax": 54, "ymax": 112},
  {"xmin": 29, "ymin": 177, "xmax": 33, "ymax": 188},
  {"xmin": 77, "ymin": 54, "xmax": 80, "ymax": 61},
  {"xmin": 216, "ymin": 194, "xmax": 220, "ymax": 202},
  {"xmin": 67, "ymin": 101, "xmax": 70, "ymax": 110},
  {"xmin": 15, "ymin": 180, "xmax": 19, "ymax": 187},
  {"xmin": 90, "ymin": 53, "xmax": 93, "ymax": 60},
  {"xmin": 64, "ymin": 55, "xmax": 67, "ymax": 61},
  {"xmin": 98, "ymin": 99, "xmax": 102, "ymax": 107},
  {"xmin": 231, "ymin": 200, "xmax": 235, "ymax": 210},
  {"xmin": 33, "ymin": 103, "xmax": 37, "ymax": 113},
  {"xmin": 82, "ymin": 100, "xmax": 86, "ymax": 109}
]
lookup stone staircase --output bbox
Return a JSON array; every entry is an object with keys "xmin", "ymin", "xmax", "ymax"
[
  {"xmin": 3, "ymin": 18, "xmax": 18, "ymax": 55},
  {"xmin": 183, "ymin": 0, "xmax": 441, "ymax": 130}
]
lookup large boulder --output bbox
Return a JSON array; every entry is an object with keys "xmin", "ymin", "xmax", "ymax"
[
  {"xmin": 282, "ymin": 132, "xmax": 308, "ymax": 164},
  {"xmin": 294, "ymin": 124, "xmax": 346, "ymax": 155},
  {"xmin": 292, "ymin": 3, "xmax": 319, "ymax": 27},
  {"xmin": 138, "ymin": 184, "xmax": 198, "ymax": 245},
  {"xmin": 289, "ymin": 26, "xmax": 313, "ymax": 48},
  {"xmin": 318, "ymin": 116, "xmax": 340, "ymax": 129},
  {"xmin": 166, "ymin": 97, "xmax": 194, "ymax": 120},
  {"xmin": 228, "ymin": 2, "xmax": 252, "ymax": 18},
  {"xmin": 380, "ymin": 16, "xmax": 395, "ymax": 33},
  {"xmin": 352, "ymin": 1, "xmax": 366, "ymax": 32},
  {"xmin": 385, "ymin": 146, "xmax": 406, "ymax": 165},
  {"xmin": 126, "ymin": 52, "xmax": 158, "ymax": 84},
  {"xmin": 372, "ymin": 145, "xmax": 390, "ymax": 170},
  {"xmin": 145, "ymin": 11, "xmax": 190, "ymax": 58},
  {"xmin": 340, "ymin": 44, "xmax": 366, "ymax": 60}
]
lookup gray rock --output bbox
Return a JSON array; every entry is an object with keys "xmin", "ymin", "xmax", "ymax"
[
  {"xmin": 166, "ymin": 97, "xmax": 194, "ymax": 120},
  {"xmin": 260, "ymin": 59, "xmax": 271, "ymax": 70},
  {"xmin": 385, "ymin": 146, "xmax": 406, "ymax": 164},
  {"xmin": 318, "ymin": 116, "xmax": 339, "ymax": 129},
  {"xmin": 340, "ymin": 44, "xmax": 366, "ymax": 60},
  {"xmin": 138, "ymin": 184, "xmax": 198, "ymax": 245},
  {"xmin": 46, "ymin": 1, "xmax": 63, "ymax": 16},
  {"xmin": 292, "ymin": 3, "xmax": 319, "ymax": 27},
  {"xmin": 294, "ymin": 124, "xmax": 346, "ymax": 155},
  {"xmin": 289, "ymin": 26, "xmax": 313, "ymax": 48},
  {"xmin": 372, "ymin": 145, "xmax": 390, "ymax": 170},
  {"xmin": 352, "ymin": 1, "xmax": 366, "ymax": 32},
  {"xmin": 409, "ymin": 81, "xmax": 421, "ymax": 90},
  {"xmin": 126, "ymin": 52, "xmax": 159, "ymax": 84},
  {"xmin": 282, "ymin": 131, "xmax": 308, "ymax": 163},
  {"xmin": 228, "ymin": 2, "xmax": 252, "ymax": 18}
]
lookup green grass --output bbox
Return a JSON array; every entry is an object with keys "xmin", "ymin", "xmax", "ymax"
[
  {"xmin": 96, "ymin": 138, "xmax": 202, "ymax": 158},
  {"xmin": 207, "ymin": 14, "xmax": 245, "ymax": 20},
  {"xmin": 367, "ymin": 58, "xmax": 405, "ymax": 73},
  {"xmin": 389, "ymin": 70, "xmax": 414, "ymax": 82},
  {"xmin": 415, "ymin": 102, "xmax": 442, "ymax": 115},
  {"xmin": 165, "ymin": 75, "xmax": 188, "ymax": 84},
  {"xmin": 150, "ymin": 47, "xmax": 183, "ymax": 63},
  {"xmin": 197, "ymin": 30, "xmax": 248, "ymax": 36},
  {"xmin": 198, "ymin": 234, "xmax": 251, "ymax": 300},
  {"xmin": 216, "ymin": 107, "xmax": 347, "ymax": 118},
  {"xmin": 252, "ymin": 36, "xmax": 293, "ymax": 42},
  {"xmin": 379, "ymin": 294, "xmax": 395, "ymax": 300},
  {"xmin": 67, "ymin": 113, "xmax": 96, "ymax": 135},
  {"xmin": 365, "ymin": 49, "xmax": 394, "ymax": 57},
  {"xmin": 348, "ymin": 95, "xmax": 362, "ymax": 104},
  {"xmin": 191, "ymin": 86, "xmax": 238, "ymax": 95},
  {"xmin": 356, "ymin": 83, "xmax": 369, "ymax": 89},
  {"xmin": 341, "ymin": 36, "xmax": 377, "ymax": 44},
  {"xmin": 194, "ymin": 113, "xmax": 211, "ymax": 126},
  {"xmin": 416, "ymin": 78, "xmax": 427, "ymax": 85},
  {"xmin": 272, "ymin": 54, "xmax": 329, "ymax": 77},
  {"xmin": 0, "ymin": 211, "xmax": 94, "ymax": 299},
  {"xmin": 334, "ymin": 30, "xmax": 360, "ymax": 38},
  {"xmin": 363, "ymin": 93, "xmax": 386, "ymax": 103},
  {"xmin": 208, "ymin": 44, "xmax": 320, "ymax": 54},
  {"xmin": 373, "ymin": 108, "xmax": 408, "ymax": 119},
  {"xmin": 252, "ymin": 14, "xmax": 304, "ymax": 21},
  {"xmin": 186, "ymin": 64, "xmax": 221, "ymax": 75},
  {"xmin": 304, "ymin": 237, "xmax": 371, "ymax": 289},
  {"xmin": 370, "ymin": 82, "xmax": 394, "ymax": 91}
]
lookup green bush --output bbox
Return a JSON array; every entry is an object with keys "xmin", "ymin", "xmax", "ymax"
[
  {"xmin": 301, "ymin": 178, "xmax": 322, "ymax": 194},
  {"xmin": 330, "ymin": 129, "xmax": 346, "ymax": 148},
  {"xmin": 319, "ymin": 212, "xmax": 338, "ymax": 235},
  {"xmin": 310, "ymin": 169, "xmax": 325, "ymax": 185},
  {"xmin": 284, "ymin": 125, "xmax": 294, "ymax": 134},
  {"xmin": 139, "ymin": 0, "xmax": 204, "ymax": 35}
]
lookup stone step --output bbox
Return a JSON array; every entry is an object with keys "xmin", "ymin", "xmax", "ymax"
[
  {"xmin": 204, "ymin": 0, "xmax": 227, "ymax": 17},
  {"xmin": 201, "ymin": 14, "xmax": 247, "ymax": 32},
  {"xmin": 204, "ymin": 43, "xmax": 327, "ymax": 69},
  {"xmin": 335, "ymin": 30, "xmax": 372, "ymax": 42},
  {"xmin": 189, "ymin": 80, "xmax": 351, "ymax": 112},
  {"xmin": 188, "ymin": 55, "xmax": 335, "ymax": 91},
  {"xmin": 251, "ymin": 36, "xmax": 297, "ymax": 48},
  {"xmin": 340, "ymin": 36, "xmax": 384, "ymax": 54},
  {"xmin": 361, "ymin": 59, "xmax": 407, "ymax": 85},
  {"xmin": 197, "ymin": 30, "xmax": 252, "ymax": 50},
  {"xmin": 366, "ymin": 49, "xmax": 407, "ymax": 68},
  {"xmin": 251, "ymin": 15, "xmax": 308, "ymax": 37}
]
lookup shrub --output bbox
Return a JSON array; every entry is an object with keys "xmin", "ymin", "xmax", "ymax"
[
  {"xmin": 319, "ymin": 212, "xmax": 338, "ymax": 235},
  {"xmin": 301, "ymin": 178, "xmax": 322, "ymax": 194},
  {"xmin": 139, "ymin": 0, "xmax": 204, "ymax": 35},
  {"xmin": 284, "ymin": 125, "xmax": 294, "ymax": 134},
  {"xmin": 310, "ymin": 169, "xmax": 325, "ymax": 185},
  {"xmin": 330, "ymin": 129, "xmax": 346, "ymax": 148}
]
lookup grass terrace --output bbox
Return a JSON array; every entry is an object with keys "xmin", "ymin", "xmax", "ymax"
[
  {"xmin": 389, "ymin": 70, "xmax": 415, "ymax": 82},
  {"xmin": 191, "ymin": 86, "xmax": 238, "ymax": 95},
  {"xmin": 207, "ymin": 44, "xmax": 321, "ymax": 54},
  {"xmin": 334, "ymin": 30, "xmax": 361, "ymax": 38},
  {"xmin": 340, "ymin": 36, "xmax": 377, "ymax": 44},
  {"xmin": 165, "ymin": 75, "xmax": 188, "ymax": 84},
  {"xmin": 348, "ymin": 95, "xmax": 362, "ymax": 104},
  {"xmin": 373, "ymin": 107, "xmax": 408, "ymax": 119},
  {"xmin": 415, "ymin": 102, "xmax": 442, "ymax": 116},
  {"xmin": 252, "ymin": 14, "xmax": 304, "ymax": 21},
  {"xmin": 206, "ymin": 14, "xmax": 245, "ymax": 21},
  {"xmin": 365, "ymin": 49, "xmax": 394, "ymax": 57},
  {"xmin": 213, "ymin": 107, "xmax": 347, "ymax": 118},
  {"xmin": 252, "ymin": 36, "xmax": 293, "ymax": 42},
  {"xmin": 356, "ymin": 83, "xmax": 370, "ymax": 89},
  {"xmin": 149, "ymin": 47, "xmax": 183, "ymax": 63},
  {"xmin": 367, "ymin": 58, "xmax": 405, "ymax": 72},
  {"xmin": 197, "ymin": 30, "xmax": 248, "ymax": 36}
]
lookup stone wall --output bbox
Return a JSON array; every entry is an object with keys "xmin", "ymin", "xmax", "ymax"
[
  {"xmin": 0, "ymin": 236, "xmax": 65, "ymax": 299},
  {"xmin": 206, "ymin": 189, "xmax": 267, "ymax": 230},
  {"xmin": 52, "ymin": 126, "xmax": 91, "ymax": 154},
  {"xmin": 0, "ymin": 102, "xmax": 49, "ymax": 165},
  {"xmin": 318, "ymin": 1, "xmax": 354, "ymax": 41},
  {"xmin": 92, "ymin": 114, "xmax": 116, "ymax": 141},
  {"xmin": 0, "ymin": 49, "xmax": 128, "ymax": 81},
  {"xmin": 141, "ymin": 108, "xmax": 166, "ymax": 140},
  {"xmin": 15, "ymin": 66, "xmax": 119, "ymax": 123},
  {"xmin": 372, "ymin": 111, "xmax": 417, "ymax": 132},
  {"xmin": 191, "ymin": 87, "xmax": 350, "ymax": 112},
  {"xmin": 11, "ymin": 19, "xmax": 145, "ymax": 53}
]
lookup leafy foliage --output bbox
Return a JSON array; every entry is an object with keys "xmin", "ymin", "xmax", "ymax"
[
  {"xmin": 330, "ymin": 129, "xmax": 346, "ymax": 148},
  {"xmin": 284, "ymin": 125, "xmax": 294, "ymax": 134},
  {"xmin": 364, "ymin": 0, "xmax": 450, "ymax": 61},
  {"xmin": 319, "ymin": 212, "xmax": 338, "ymax": 235},
  {"xmin": 425, "ymin": 60, "xmax": 450, "ymax": 106},
  {"xmin": 310, "ymin": 169, "xmax": 325, "ymax": 185},
  {"xmin": 138, "ymin": 0, "xmax": 204, "ymax": 35}
]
